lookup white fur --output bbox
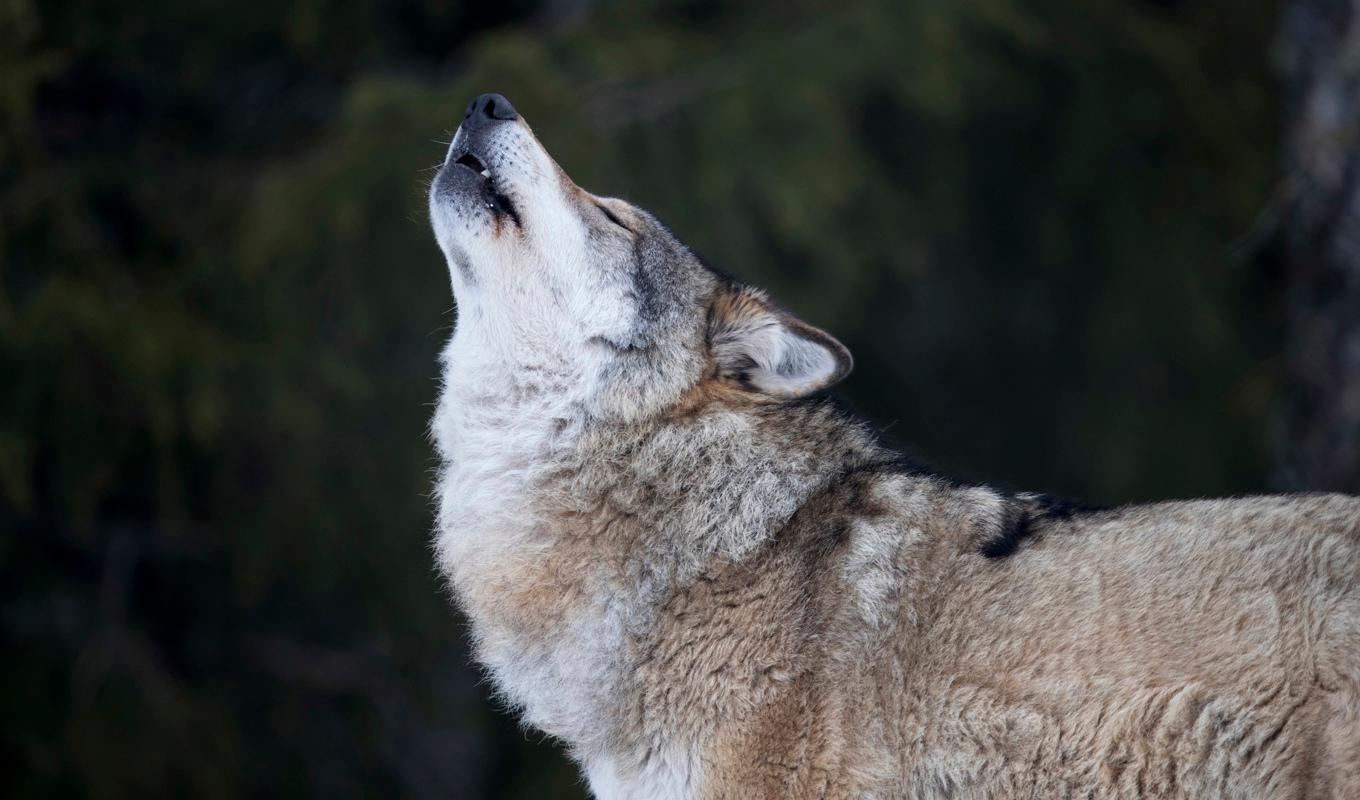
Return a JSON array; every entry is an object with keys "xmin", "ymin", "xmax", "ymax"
[
  {"xmin": 711, "ymin": 299, "xmax": 847, "ymax": 397},
  {"xmin": 429, "ymin": 118, "xmax": 702, "ymax": 799},
  {"xmin": 744, "ymin": 320, "xmax": 840, "ymax": 396},
  {"xmin": 586, "ymin": 751, "xmax": 704, "ymax": 800}
]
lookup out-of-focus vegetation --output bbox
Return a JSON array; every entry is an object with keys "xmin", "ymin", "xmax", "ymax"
[{"xmin": 2, "ymin": 0, "xmax": 1287, "ymax": 797}]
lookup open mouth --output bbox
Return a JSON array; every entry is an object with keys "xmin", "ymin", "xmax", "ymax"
[
  {"xmin": 454, "ymin": 152, "xmax": 491, "ymax": 179},
  {"xmin": 451, "ymin": 151, "xmax": 520, "ymax": 226}
]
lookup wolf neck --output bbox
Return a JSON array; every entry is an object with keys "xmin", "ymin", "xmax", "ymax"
[{"xmin": 433, "ymin": 343, "xmax": 880, "ymax": 775}]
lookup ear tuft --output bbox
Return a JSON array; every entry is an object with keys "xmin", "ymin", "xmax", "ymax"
[{"xmin": 709, "ymin": 286, "xmax": 852, "ymax": 398}]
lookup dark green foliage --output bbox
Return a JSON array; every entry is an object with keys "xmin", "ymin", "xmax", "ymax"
[{"xmin": 1, "ymin": 0, "xmax": 1282, "ymax": 796}]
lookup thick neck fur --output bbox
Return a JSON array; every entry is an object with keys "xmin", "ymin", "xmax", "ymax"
[{"xmin": 433, "ymin": 329, "xmax": 885, "ymax": 783}]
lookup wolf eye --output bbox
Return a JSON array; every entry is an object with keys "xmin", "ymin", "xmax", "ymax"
[{"xmin": 597, "ymin": 204, "xmax": 631, "ymax": 233}]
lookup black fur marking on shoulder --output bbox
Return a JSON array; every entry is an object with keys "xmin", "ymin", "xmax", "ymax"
[
  {"xmin": 980, "ymin": 494, "xmax": 1106, "ymax": 559},
  {"xmin": 979, "ymin": 502, "xmax": 1037, "ymax": 559}
]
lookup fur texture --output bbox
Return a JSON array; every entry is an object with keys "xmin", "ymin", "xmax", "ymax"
[{"xmin": 427, "ymin": 99, "xmax": 1360, "ymax": 799}]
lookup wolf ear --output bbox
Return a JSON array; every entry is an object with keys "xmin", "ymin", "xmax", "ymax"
[{"xmin": 709, "ymin": 286, "xmax": 853, "ymax": 398}]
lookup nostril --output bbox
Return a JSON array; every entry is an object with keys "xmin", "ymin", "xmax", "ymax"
[
  {"xmin": 462, "ymin": 93, "xmax": 519, "ymax": 127},
  {"xmin": 487, "ymin": 94, "xmax": 518, "ymax": 120}
]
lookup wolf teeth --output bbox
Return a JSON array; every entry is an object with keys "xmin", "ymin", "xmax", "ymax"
[{"xmin": 480, "ymin": 169, "xmax": 491, "ymax": 178}]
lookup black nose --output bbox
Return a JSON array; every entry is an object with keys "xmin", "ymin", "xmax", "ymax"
[{"xmin": 463, "ymin": 93, "xmax": 518, "ymax": 127}]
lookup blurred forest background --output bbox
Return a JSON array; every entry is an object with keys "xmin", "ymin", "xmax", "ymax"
[{"xmin": 3, "ymin": 0, "xmax": 1358, "ymax": 797}]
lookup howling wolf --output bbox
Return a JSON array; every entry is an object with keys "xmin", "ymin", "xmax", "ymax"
[{"xmin": 426, "ymin": 93, "xmax": 1360, "ymax": 799}]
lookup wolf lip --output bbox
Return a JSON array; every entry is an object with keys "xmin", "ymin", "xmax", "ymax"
[{"xmin": 444, "ymin": 148, "xmax": 520, "ymax": 227}]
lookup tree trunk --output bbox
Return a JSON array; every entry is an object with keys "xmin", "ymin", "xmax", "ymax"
[{"xmin": 1277, "ymin": 0, "xmax": 1360, "ymax": 493}]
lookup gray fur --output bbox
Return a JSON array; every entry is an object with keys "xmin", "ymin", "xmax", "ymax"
[{"xmin": 427, "ymin": 103, "xmax": 1360, "ymax": 799}]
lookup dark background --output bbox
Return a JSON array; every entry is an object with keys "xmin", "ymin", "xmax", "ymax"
[{"xmin": 4, "ymin": 0, "xmax": 1358, "ymax": 797}]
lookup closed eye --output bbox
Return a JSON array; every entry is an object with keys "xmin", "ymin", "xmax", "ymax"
[{"xmin": 597, "ymin": 204, "xmax": 631, "ymax": 233}]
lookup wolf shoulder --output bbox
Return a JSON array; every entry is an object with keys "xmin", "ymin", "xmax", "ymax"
[
  {"xmin": 929, "ymin": 489, "xmax": 1360, "ymax": 668},
  {"xmin": 856, "ymin": 482, "xmax": 1360, "ymax": 651}
]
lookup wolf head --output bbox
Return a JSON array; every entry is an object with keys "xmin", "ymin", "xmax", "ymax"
[{"xmin": 429, "ymin": 93, "xmax": 852, "ymax": 420}]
